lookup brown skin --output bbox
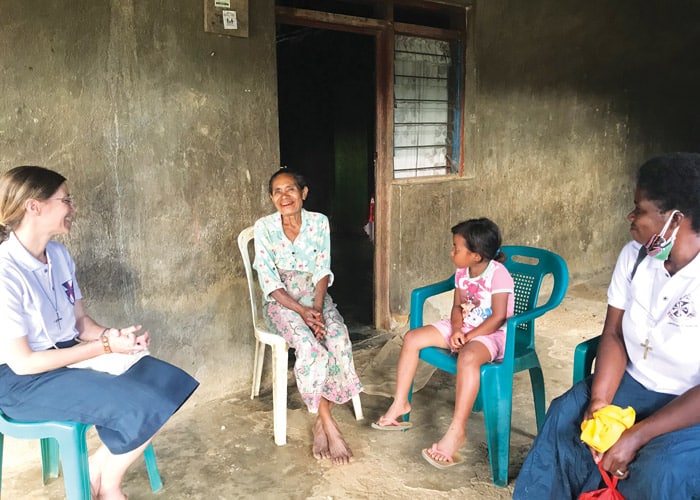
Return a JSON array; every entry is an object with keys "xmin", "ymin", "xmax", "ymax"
[
  {"xmin": 588, "ymin": 189, "xmax": 700, "ymax": 479},
  {"xmin": 377, "ymin": 233, "xmax": 510, "ymax": 464},
  {"xmin": 268, "ymin": 173, "xmax": 326, "ymax": 338},
  {"xmin": 267, "ymin": 172, "xmax": 353, "ymax": 465}
]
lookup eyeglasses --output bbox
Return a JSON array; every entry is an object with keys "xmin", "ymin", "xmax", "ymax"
[{"xmin": 48, "ymin": 196, "xmax": 75, "ymax": 206}]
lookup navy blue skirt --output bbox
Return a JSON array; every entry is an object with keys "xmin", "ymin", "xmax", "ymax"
[
  {"xmin": 0, "ymin": 356, "xmax": 198, "ymax": 454},
  {"xmin": 513, "ymin": 372, "xmax": 700, "ymax": 500}
]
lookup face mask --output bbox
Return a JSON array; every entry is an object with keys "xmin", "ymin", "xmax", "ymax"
[{"xmin": 644, "ymin": 209, "xmax": 680, "ymax": 261}]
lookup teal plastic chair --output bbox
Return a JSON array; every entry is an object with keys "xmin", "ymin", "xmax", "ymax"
[
  {"xmin": 407, "ymin": 245, "xmax": 569, "ymax": 487},
  {"xmin": 573, "ymin": 335, "xmax": 601, "ymax": 384},
  {"xmin": 0, "ymin": 410, "xmax": 162, "ymax": 499}
]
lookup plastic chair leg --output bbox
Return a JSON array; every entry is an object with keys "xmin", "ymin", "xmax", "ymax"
[
  {"xmin": 143, "ymin": 443, "xmax": 163, "ymax": 492},
  {"xmin": 271, "ymin": 344, "xmax": 288, "ymax": 446},
  {"xmin": 0, "ymin": 432, "xmax": 4, "ymax": 497},
  {"xmin": 351, "ymin": 394, "xmax": 363, "ymax": 421},
  {"xmin": 56, "ymin": 427, "xmax": 91, "ymax": 500},
  {"xmin": 481, "ymin": 370, "xmax": 512, "ymax": 488},
  {"xmin": 251, "ymin": 340, "xmax": 264, "ymax": 399},
  {"xmin": 528, "ymin": 366, "xmax": 546, "ymax": 432},
  {"xmin": 41, "ymin": 437, "xmax": 60, "ymax": 484},
  {"xmin": 482, "ymin": 398, "xmax": 512, "ymax": 488}
]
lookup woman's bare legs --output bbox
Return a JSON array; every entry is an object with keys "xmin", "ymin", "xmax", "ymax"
[
  {"xmin": 376, "ymin": 326, "xmax": 447, "ymax": 425},
  {"xmin": 425, "ymin": 342, "xmax": 491, "ymax": 463},
  {"xmin": 312, "ymin": 398, "xmax": 353, "ymax": 465},
  {"xmin": 89, "ymin": 438, "xmax": 152, "ymax": 500}
]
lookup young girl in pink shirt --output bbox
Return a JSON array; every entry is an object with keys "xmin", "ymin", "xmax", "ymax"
[{"xmin": 373, "ymin": 218, "xmax": 515, "ymax": 468}]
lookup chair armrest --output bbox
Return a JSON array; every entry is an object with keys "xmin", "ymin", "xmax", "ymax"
[
  {"xmin": 409, "ymin": 275, "xmax": 455, "ymax": 329},
  {"xmin": 573, "ymin": 335, "xmax": 601, "ymax": 385},
  {"xmin": 499, "ymin": 308, "xmax": 545, "ymax": 365}
]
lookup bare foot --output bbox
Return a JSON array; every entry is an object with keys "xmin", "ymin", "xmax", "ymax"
[
  {"xmin": 427, "ymin": 424, "xmax": 466, "ymax": 463},
  {"xmin": 322, "ymin": 416, "xmax": 353, "ymax": 465},
  {"xmin": 312, "ymin": 416, "xmax": 330, "ymax": 460},
  {"xmin": 89, "ymin": 476, "xmax": 100, "ymax": 499},
  {"xmin": 89, "ymin": 447, "xmax": 106, "ymax": 498},
  {"xmin": 375, "ymin": 400, "xmax": 412, "ymax": 426}
]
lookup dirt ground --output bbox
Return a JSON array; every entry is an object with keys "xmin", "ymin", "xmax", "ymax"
[{"xmin": 0, "ymin": 277, "xmax": 609, "ymax": 499}]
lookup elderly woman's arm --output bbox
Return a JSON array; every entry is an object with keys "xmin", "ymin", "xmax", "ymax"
[{"xmin": 269, "ymin": 287, "xmax": 325, "ymax": 333}]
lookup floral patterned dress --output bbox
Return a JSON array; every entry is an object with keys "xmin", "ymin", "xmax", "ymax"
[{"xmin": 253, "ymin": 209, "xmax": 363, "ymax": 412}]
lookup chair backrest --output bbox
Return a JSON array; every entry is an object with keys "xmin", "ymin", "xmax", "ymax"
[
  {"xmin": 237, "ymin": 226, "xmax": 262, "ymax": 327},
  {"xmin": 500, "ymin": 245, "xmax": 569, "ymax": 351}
]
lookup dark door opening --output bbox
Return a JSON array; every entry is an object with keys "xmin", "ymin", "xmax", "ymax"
[{"xmin": 276, "ymin": 26, "xmax": 376, "ymax": 328}]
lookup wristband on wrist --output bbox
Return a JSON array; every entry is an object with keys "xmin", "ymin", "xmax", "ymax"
[{"xmin": 100, "ymin": 328, "xmax": 112, "ymax": 353}]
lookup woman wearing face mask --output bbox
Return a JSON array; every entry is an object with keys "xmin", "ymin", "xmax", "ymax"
[{"xmin": 513, "ymin": 153, "xmax": 700, "ymax": 499}]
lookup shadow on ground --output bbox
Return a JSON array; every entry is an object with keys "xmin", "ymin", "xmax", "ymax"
[{"xmin": 1, "ymin": 277, "xmax": 609, "ymax": 499}]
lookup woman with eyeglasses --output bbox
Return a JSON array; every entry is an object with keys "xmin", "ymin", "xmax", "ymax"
[
  {"xmin": 253, "ymin": 168, "xmax": 363, "ymax": 465},
  {"xmin": 0, "ymin": 165, "xmax": 199, "ymax": 500},
  {"xmin": 514, "ymin": 153, "xmax": 700, "ymax": 499}
]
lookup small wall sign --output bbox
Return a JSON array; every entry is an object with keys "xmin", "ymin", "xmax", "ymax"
[{"xmin": 204, "ymin": 0, "xmax": 248, "ymax": 38}]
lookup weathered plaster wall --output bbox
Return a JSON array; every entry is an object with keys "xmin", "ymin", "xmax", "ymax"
[
  {"xmin": 0, "ymin": 1, "xmax": 279, "ymax": 400},
  {"xmin": 390, "ymin": 0, "xmax": 700, "ymax": 312},
  {"xmin": 4, "ymin": 0, "xmax": 700, "ymax": 398}
]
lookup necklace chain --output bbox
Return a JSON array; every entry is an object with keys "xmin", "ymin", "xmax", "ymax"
[{"xmin": 32, "ymin": 260, "xmax": 63, "ymax": 331}]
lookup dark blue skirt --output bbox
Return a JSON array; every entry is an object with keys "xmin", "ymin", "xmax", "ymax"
[
  {"xmin": 0, "ymin": 356, "xmax": 198, "ymax": 454},
  {"xmin": 513, "ymin": 372, "xmax": 700, "ymax": 500}
]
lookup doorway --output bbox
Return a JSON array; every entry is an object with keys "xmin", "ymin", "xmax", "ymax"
[{"xmin": 276, "ymin": 25, "xmax": 376, "ymax": 328}]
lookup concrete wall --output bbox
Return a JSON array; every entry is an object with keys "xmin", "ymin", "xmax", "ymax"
[
  {"xmin": 390, "ymin": 0, "xmax": 700, "ymax": 313},
  {"xmin": 3, "ymin": 0, "xmax": 700, "ymax": 400},
  {"xmin": 0, "ymin": 0, "xmax": 279, "ymax": 401}
]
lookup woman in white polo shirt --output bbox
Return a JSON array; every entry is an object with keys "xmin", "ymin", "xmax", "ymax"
[
  {"xmin": 514, "ymin": 153, "xmax": 700, "ymax": 499},
  {"xmin": 0, "ymin": 166, "xmax": 199, "ymax": 500}
]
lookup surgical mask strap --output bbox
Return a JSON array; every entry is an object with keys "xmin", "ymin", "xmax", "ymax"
[{"xmin": 645, "ymin": 209, "xmax": 680, "ymax": 256}]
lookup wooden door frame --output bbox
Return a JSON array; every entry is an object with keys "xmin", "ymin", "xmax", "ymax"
[{"xmin": 276, "ymin": 5, "xmax": 466, "ymax": 329}]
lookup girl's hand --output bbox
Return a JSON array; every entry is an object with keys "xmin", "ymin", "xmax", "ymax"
[{"xmin": 449, "ymin": 331, "xmax": 466, "ymax": 351}]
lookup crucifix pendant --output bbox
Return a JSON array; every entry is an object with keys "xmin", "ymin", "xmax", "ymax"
[
  {"xmin": 55, "ymin": 313, "xmax": 63, "ymax": 330},
  {"xmin": 640, "ymin": 338, "xmax": 653, "ymax": 359}
]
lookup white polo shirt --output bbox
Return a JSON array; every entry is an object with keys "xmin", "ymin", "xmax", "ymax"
[
  {"xmin": 609, "ymin": 241, "xmax": 700, "ymax": 395},
  {"xmin": 0, "ymin": 232, "xmax": 82, "ymax": 364},
  {"xmin": 607, "ymin": 240, "xmax": 643, "ymax": 310}
]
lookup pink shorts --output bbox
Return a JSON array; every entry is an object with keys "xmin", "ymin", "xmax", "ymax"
[{"xmin": 432, "ymin": 319, "xmax": 506, "ymax": 362}]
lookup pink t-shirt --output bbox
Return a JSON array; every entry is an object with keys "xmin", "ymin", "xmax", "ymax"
[{"xmin": 454, "ymin": 260, "xmax": 515, "ymax": 333}]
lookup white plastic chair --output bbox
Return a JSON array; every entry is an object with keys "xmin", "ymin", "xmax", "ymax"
[{"xmin": 237, "ymin": 226, "xmax": 363, "ymax": 446}]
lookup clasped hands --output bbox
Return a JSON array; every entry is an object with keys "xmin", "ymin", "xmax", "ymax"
[
  {"xmin": 104, "ymin": 325, "xmax": 151, "ymax": 354},
  {"xmin": 449, "ymin": 328, "xmax": 469, "ymax": 352},
  {"xmin": 300, "ymin": 306, "xmax": 326, "ymax": 340}
]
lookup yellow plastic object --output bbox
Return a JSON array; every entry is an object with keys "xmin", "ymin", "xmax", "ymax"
[{"xmin": 580, "ymin": 405, "xmax": 636, "ymax": 453}]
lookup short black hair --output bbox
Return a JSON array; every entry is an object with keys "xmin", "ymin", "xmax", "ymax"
[
  {"xmin": 451, "ymin": 217, "xmax": 504, "ymax": 262},
  {"xmin": 267, "ymin": 167, "xmax": 308, "ymax": 195},
  {"xmin": 637, "ymin": 153, "xmax": 700, "ymax": 232}
]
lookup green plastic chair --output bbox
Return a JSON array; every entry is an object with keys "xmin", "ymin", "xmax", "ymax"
[
  {"xmin": 0, "ymin": 410, "xmax": 162, "ymax": 499},
  {"xmin": 573, "ymin": 335, "xmax": 601, "ymax": 384},
  {"xmin": 406, "ymin": 245, "xmax": 569, "ymax": 487}
]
